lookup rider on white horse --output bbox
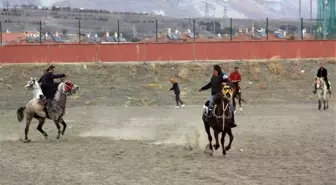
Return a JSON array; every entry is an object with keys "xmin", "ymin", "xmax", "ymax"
[
  {"xmin": 314, "ymin": 62, "xmax": 330, "ymax": 93},
  {"xmin": 40, "ymin": 65, "xmax": 66, "ymax": 110}
]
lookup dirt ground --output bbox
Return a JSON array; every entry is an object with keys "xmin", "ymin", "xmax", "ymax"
[{"xmin": 0, "ymin": 60, "xmax": 335, "ymax": 185}]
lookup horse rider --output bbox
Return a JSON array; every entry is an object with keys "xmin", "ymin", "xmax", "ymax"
[
  {"xmin": 229, "ymin": 66, "xmax": 242, "ymax": 92},
  {"xmin": 313, "ymin": 62, "xmax": 330, "ymax": 93},
  {"xmin": 199, "ymin": 65, "xmax": 237, "ymax": 127},
  {"xmin": 37, "ymin": 68, "xmax": 48, "ymax": 100},
  {"xmin": 40, "ymin": 65, "xmax": 66, "ymax": 109},
  {"xmin": 38, "ymin": 68, "xmax": 48, "ymax": 85}
]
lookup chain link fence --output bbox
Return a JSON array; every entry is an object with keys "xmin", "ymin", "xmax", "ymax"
[{"xmin": 1, "ymin": 17, "xmax": 335, "ymax": 45}]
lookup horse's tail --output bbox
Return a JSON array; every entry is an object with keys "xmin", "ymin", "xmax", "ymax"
[{"xmin": 17, "ymin": 107, "xmax": 26, "ymax": 122}]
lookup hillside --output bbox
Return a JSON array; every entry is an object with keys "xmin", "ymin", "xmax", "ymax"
[{"xmin": 1, "ymin": 0, "xmax": 317, "ymax": 19}]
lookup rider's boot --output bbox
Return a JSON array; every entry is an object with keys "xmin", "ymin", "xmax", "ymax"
[
  {"xmin": 206, "ymin": 107, "xmax": 213, "ymax": 120},
  {"xmin": 230, "ymin": 102, "xmax": 237, "ymax": 128},
  {"xmin": 231, "ymin": 113, "xmax": 237, "ymax": 128},
  {"xmin": 46, "ymin": 99, "xmax": 53, "ymax": 110}
]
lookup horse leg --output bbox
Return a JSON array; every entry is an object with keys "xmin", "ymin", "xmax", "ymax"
[
  {"xmin": 323, "ymin": 100, "xmax": 326, "ymax": 110},
  {"xmin": 225, "ymin": 128, "xmax": 234, "ymax": 152},
  {"xmin": 53, "ymin": 120, "xmax": 62, "ymax": 139},
  {"xmin": 36, "ymin": 118, "xmax": 48, "ymax": 140},
  {"xmin": 24, "ymin": 115, "xmax": 33, "ymax": 143},
  {"xmin": 60, "ymin": 118, "xmax": 67, "ymax": 136},
  {"xmin": 203, "ymin": 120, "xmax": 213, "ymax": 155},
  {"xmin": 221, "ymin": 129, "xmax": 226, "ymax": 156},
  {"xmin": 232, "ymin": 94, "xmax": 236, "ymax": 112},
  {"xmin": 318, "ymin": 100, "xmax": 321, "ymax": 110},
  {"xmin": 238, "ymin": 92, "xmax": 243, "ymax": 111},
  {"xmin": 213, "ymin": 130, "xmax": 220, "ymax": 150}
]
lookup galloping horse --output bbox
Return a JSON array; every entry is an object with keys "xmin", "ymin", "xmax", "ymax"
[
  {"xmin": 231, "ymin": 82, "xmax": 246, "ymax": 112},
  {"xmin": 17, "ymin": 79, "xmax": 79, "ymax": 143},
  {"xmin": 202, "ymin": 88, "xmax": 235, "ymax": 156},
  {"xmin": 315, "ymin": 77, "xmax": 331, "ymax": 110}
]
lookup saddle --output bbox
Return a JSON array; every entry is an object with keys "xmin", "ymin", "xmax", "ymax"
[{"xmin": 37, "ymin": 95, "xmax": 47, "ymax": 105}]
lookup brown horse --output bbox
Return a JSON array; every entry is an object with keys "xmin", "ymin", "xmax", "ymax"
[
  {"xmin": 17, "ymin": 80, "xmax": 79, "ymax": 143},
  {"xmin": 202, "ymin": 91, "xmax": 235, "ymax": 156}
]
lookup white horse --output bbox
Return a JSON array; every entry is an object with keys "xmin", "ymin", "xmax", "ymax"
[
  {"xmin": 315, "ymin": 77, "xmax": 331, "ymax": 110},
  {"xmin": 25, "ymin": 77, "xmax": 44, "ymax": 100}
]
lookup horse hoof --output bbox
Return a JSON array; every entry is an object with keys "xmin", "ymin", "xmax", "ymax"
[
  {"xmin": 223, "ymin": 152, "xmax": 226, "ymax": 156},
  {"xmin": 225, "ymin": 146, "xmax": 231, "ymax": 151},
  {"xmin": 213, "ymin": 144, "xmax": 220, "ymax": 150},
  {"xmin": 240, "ymin": 108, "xmax": 243, "ymax": 112},
  {"xmin": 23, "ymin": 139, "xmax": 31, "ymax": 143}
]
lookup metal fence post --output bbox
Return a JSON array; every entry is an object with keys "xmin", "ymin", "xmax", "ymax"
[
  {"xmin": 78, "ymin": 19, "xmax": 81, "ymax": 43},
  {"xmin": 266, "ymin": 17, "xmax": 268, "ymax": 40},
  {"xmin": 301, "ymin": 17, "xmax": 303, "ymax": 40},
  {"xmin": 39, "ymin": 20, "xmax": 42, "ymax": 44},
  {"xmin": 117, "ymin": 20, "xmax": 120, "ymax": 43},
  {"xmin": 0, "ymin": 21, "xmax": 2, "ymax": 45},
  {"xmin": 155, "ymin": 19, "xmax": 158, "ymax": 42},
  {"xmin": 193, "ymin": 19, "xmax": 196, "ymax": 42},
  {"xmin": 230, "ymin": 18, "xmax": 233, "ymax": 41}
]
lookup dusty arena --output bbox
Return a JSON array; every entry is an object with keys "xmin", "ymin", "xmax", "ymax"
[{"xmin": 0, "ymin": 60, "xmax": 335, "ymax": 185}]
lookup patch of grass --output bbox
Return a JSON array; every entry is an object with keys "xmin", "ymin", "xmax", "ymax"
[
  {"xmin": 267, "ymin": 61, "xmax": 284, "ymax": 75},
  {"xmin": 244, "ymin": 61, "xmax": 261, "ymax": 81}
]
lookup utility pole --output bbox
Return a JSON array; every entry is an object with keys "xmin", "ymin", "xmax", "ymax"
[
  {"xmin": 323, "ymin": 0, "xmax": 328, "ymax": 39},
  {"xmin": 298, "ymin": 0, "xmax": 302, "ymax": 40},
  {"xmin": 310, "ymin": 0, "xmax": 313, "ymax": 34},
  {"xmin": 201, "ymin": 0, "xmax": 209, "ymax": 17}
]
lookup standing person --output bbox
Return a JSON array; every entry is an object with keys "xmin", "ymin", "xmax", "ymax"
[
  {"xmin": 314, "ymin": 62, "xmax": 330, "ymax": 93},
  {"xmin": 40, "ymin": 65, "xmax": 66, "ymax": 109},
  {"xmin": 169, "ymin": 78, "xmax": 186, "ymax": 108}
]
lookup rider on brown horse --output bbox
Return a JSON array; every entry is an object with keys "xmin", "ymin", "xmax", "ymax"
[
  {"xmin": 199, "ymin": 65, "xmax": 237, "ymax": 127},
  {"xmin": 40, "ymin": 65, "xmax": 66, "ymax": 109},
  {"xmin": 229, "ymin": 67, "xmax": 241, "ymax": 91}
]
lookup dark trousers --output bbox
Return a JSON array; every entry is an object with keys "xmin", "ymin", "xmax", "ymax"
[{"xmin": 175, "ymin": 93, "xmax": 184, "ymax": 106}]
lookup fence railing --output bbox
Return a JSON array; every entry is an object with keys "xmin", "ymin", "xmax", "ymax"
[
  {"xmin": 0, "ymin": 40, "xmax": 335, "ymax": 63},
  {"xmin": 1, "ymin": 17, "xmax": 336, "ymax": 45}
]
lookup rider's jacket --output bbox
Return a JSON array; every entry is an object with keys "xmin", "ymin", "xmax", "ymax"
[
  {"xmin": 201, "ymin": 73, "xmax": 229, "ymax": 95},
  {"xmin": 40, "ymin": 72, "xmax": 66, "ymax": 99},
  {"xmin": 317, "ymin": 67, "xmax": 327, "ymax": 78}
]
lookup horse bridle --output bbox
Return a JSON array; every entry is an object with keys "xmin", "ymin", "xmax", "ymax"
[{"xmin": 212, "ymin": 95, "xmax": 231, "ymax": 120}]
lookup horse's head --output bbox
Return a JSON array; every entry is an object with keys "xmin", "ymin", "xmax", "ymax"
[
  {"xmin": 315, "ymin": 77, "xmax": 325, "ymax": 89},
  {"xmin": 213, "ymin": 91, "xmax": 230, "ymax": 106},
  {"xmin": 25, "ymin": 77, "xmax": 39, "ymax": 90},
  {"xmin": 58, "ymin": 80, "xmax": 80, "ymax": 95}
]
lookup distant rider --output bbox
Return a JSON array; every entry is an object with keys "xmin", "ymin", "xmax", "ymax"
[
  {"xmin": 199, "ymin": 65, "xmax": 237, "ymax": 127},
  {"xmin": 40, "ymin": 65, "xmax": 66, "ymax": 109},
  {"xmin": 229, "ymin": 66, "xmax": 242, "ymax": 91},
  {"xmin": 313, "ymin": 62, "xmax": 330, "ymax": 93}
]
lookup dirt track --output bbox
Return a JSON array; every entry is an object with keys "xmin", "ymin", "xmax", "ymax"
[
  {"xmin": 0, "ymin": 104, "xmax": 335, "ymax": 185},
  {"xmin": 0, "ymin": 60, "xmax": 335, "ymax": 184}
]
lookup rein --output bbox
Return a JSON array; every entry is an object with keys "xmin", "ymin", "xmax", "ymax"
[{"xmin": 211, "ymin": 97, "xmax": 231, "ymax": 131}]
